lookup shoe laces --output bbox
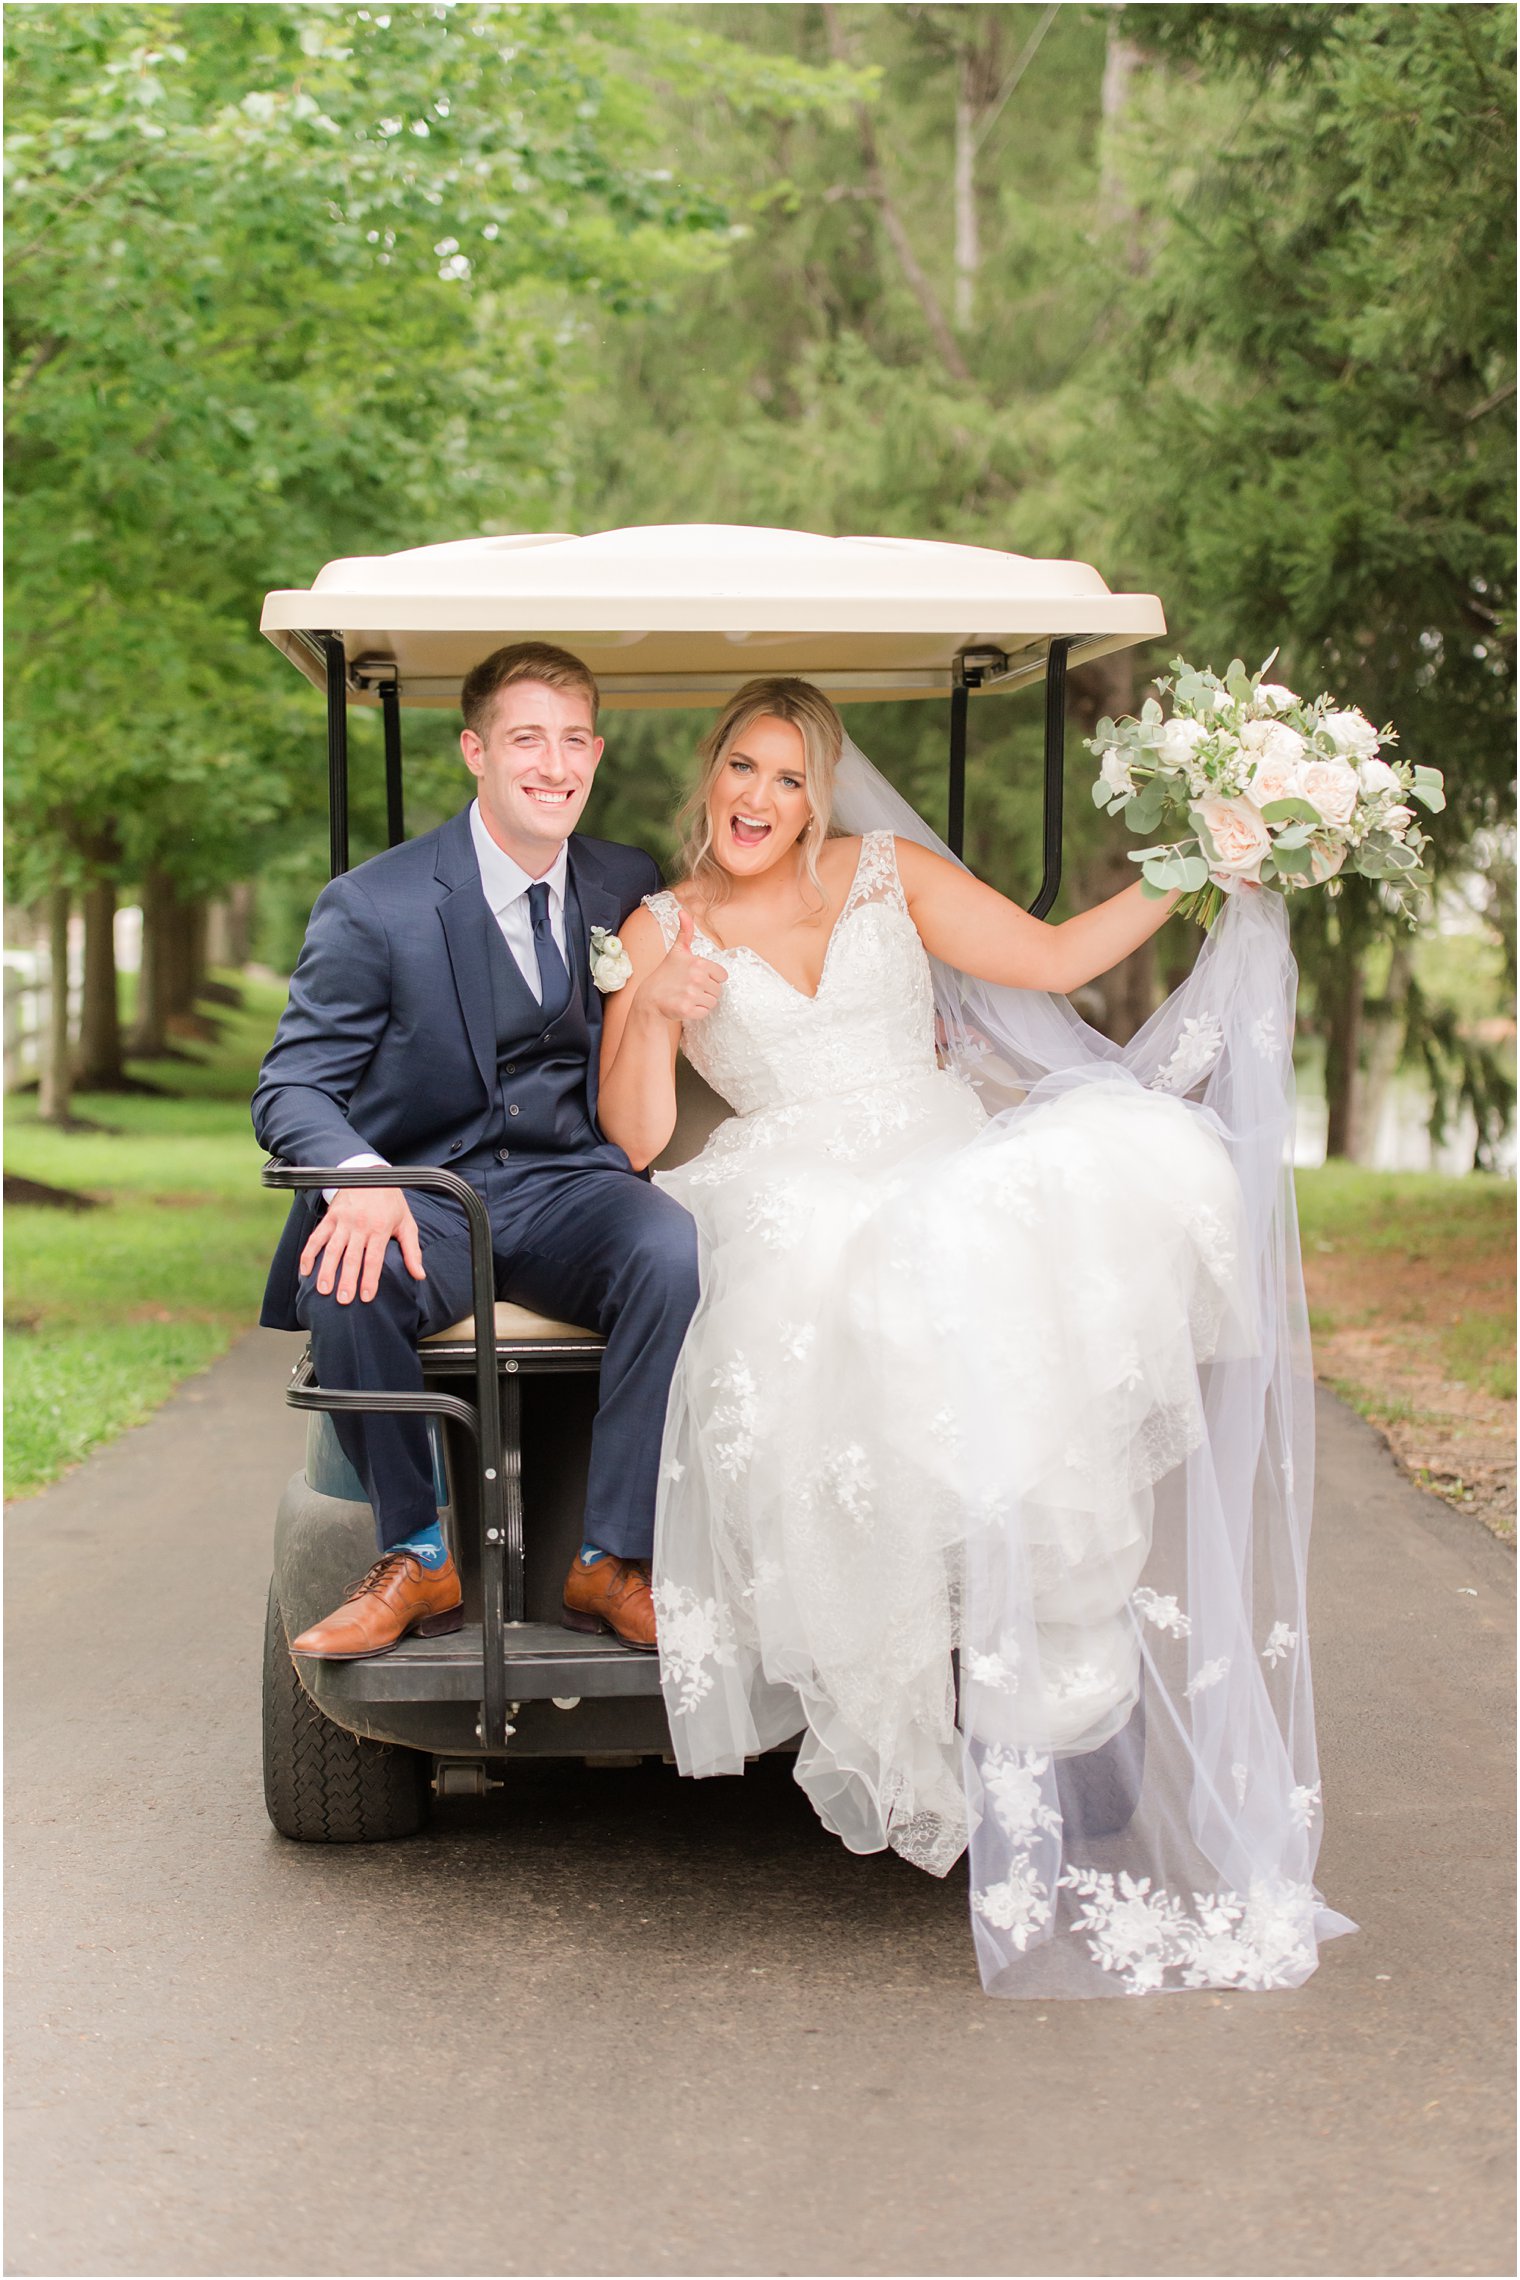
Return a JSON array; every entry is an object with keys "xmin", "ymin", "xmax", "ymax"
[{"xmin": 345, "ymin": 1551, "xmax": 422, "ymax": 1601}]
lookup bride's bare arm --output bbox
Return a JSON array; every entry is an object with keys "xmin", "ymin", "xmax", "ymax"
[
  {"xmin": 895, "ymin": 837, "xmax": 1181, "ymax": 994},
  {"xmin": 597, "ymin": 904, "xmax": 727, "ymax": 1171}
]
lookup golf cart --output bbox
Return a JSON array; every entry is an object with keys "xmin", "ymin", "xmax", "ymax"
[{"xmin": 257, "ymin": 523, "xmax": 1164, "ymax": 1841}]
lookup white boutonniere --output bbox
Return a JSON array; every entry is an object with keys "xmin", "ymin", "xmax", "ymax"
[{"xmin": 589, "ymin": 925, "xmax": 634, "ymax": 994}]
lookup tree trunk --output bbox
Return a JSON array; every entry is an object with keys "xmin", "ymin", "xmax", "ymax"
[
  {"xmin": 38, "ymin": 883, "xmax": 73, "ymax": 1125},
  {"xmin": 1355, "ymin": 939, "xmax": 1413, "ymax": 1166},
  {"xmin": 1323, "ymin": 958, "xmax": 1366, "ymax": 1160},
  {"xmin": 227, "ymin": 879, "xmax": 256, "ymax": 966},
  {"xmin": 132, "ymin": 864, "xmax": 173, "ymax": 1056},
  {"xmin": 824, "ymin": 4, "xmax": 973, "ymax": 386},
  {"xmin": 205, "ymin": 897, "xmax": 233, "ymax": 970},
  {"xmin": 1098, "ymin": 21, "xmax": 1146, "ymax": 271},
  {"xmin": 76, "ymin": 871, "xmax": 124, "ymax": 1088},
  {"xmin": 954, "ymin": 50, "xmax": 978, "ymax": 331}
]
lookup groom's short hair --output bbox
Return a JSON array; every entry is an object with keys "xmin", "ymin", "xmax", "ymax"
[{"xmin": 461, "ymin": 642, "xmax": 601, "ymax": 737}]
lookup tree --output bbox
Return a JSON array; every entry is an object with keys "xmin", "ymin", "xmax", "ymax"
[
  {"xmin": 1094, "ymin": 3, "xmax": 1516, "ymax": 1152},
  {"xmin": 6, "ymin": 3, "xmax": 846, "ymax": 1108}
]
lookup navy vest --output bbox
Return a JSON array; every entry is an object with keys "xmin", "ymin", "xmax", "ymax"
[{"xmin": 480, "ymin": 885, "xmax": 603, "ymax": 1157}]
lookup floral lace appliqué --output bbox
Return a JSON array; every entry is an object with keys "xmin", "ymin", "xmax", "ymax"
[
  {"xmin": 982, "ymin": 1749, "xmax": 1062, "ymax": 1843},
  {"xmin": 1262, "ymin": 1621, "xmax": 1299, "ymax": 1667},
  {"xmin": 1057, "ymin": 1868, "xmax": 1319, "ymax": 1994},
  {"xmin": 1132, "ymin": 1587, "xmax": 1191, "ymax": 1639},
  {"xmin": 1151, "ymin": 1014, "xmax": 1225, "ymax": 1095},
  {"xmin": 653, "ymin": 1581, "xmax": 738, "ymax": 1714},
  {"xmin": 973, "ymin": 1861, "xmax": 1054, "ymax": 1951}
]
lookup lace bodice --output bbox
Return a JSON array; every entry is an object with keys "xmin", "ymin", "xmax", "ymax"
[{"xmin": 644, "ymin": 832, "xmax": 938, "ymax": 1117}]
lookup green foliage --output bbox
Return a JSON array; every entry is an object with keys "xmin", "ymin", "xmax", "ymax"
[
  {"xmin": 1095, "ymin": 4, "xmax": 1515, "ymax": 865},
  {"xmin": 4, "ymin": 3, "xmax": 842, "ymax": 901},
  {"xmin": 3, "ymin": 971, "xmax": 290, "ymax": 1495}
]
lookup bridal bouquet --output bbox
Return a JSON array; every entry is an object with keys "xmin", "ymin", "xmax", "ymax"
[{"xmin": 1087, "ymin": 655, "xmax": 1444, "ymax": 927}]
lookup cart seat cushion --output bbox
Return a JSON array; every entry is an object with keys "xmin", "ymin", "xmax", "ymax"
[{"xmin": 422, "ymin": 1300, "xmax": 603, "ymax": 1346}]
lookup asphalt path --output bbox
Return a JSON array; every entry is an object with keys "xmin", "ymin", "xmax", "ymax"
[{"xmin": 5, "ymin": 1330, "xmax": 1514, "ymax": 2279}]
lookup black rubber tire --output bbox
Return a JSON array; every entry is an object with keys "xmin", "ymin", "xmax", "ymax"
[{"xmin": 262, "ymin": 1583, "xmax": 433, "ymax": 1843}]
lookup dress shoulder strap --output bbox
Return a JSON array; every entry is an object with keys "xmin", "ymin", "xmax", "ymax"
[
  {"xmin": 643, "ymin": 888, "xmax": 684, "ymax": 952},
  {"xmin": 842, "ymin": 829, "xmax": 907, "ymax": 917}
]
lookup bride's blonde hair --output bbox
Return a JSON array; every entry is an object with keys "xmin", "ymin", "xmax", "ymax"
[{"xmin": 675, "ymin": 677, "xmax": 845, "ymax": 912}]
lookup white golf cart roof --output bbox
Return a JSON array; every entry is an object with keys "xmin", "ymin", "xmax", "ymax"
[{"xmin": 261, "ymin": 523, "xmax": 1165, "ymax": 711}]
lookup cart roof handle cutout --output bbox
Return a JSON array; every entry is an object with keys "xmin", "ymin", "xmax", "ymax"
[{"xmin": 256, "ymin": 526, "xmax": 1167, "ymax": 1821}]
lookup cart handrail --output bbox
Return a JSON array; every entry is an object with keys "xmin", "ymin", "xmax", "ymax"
[{"xmin": 261, "ymin": 1159, "xmax": 513, "ymax": 1748}]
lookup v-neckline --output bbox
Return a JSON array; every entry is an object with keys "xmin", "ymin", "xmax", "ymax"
[{"xmin": 694, "ymin": 837, "xmax": 868, "ymax": 1005}]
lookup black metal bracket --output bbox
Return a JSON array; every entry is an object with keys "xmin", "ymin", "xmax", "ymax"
[
  {"xmin": 948, "ymin": 637, "xmax": 1072, "ymax": 916},
  {"xmin": 379, "ymin": 678, "xmax": 405, "ymax": 849},
  {"xmin": 1029, "ymin": 636, "xmax": 1072, "ymax": 921},
  {"xmin": 321, "ymin": 632, "xmax": 350, "ymax": 880},
  {"xmin": 261, "ymin": 1159, "xmax": 515, "ymax": 1750}
]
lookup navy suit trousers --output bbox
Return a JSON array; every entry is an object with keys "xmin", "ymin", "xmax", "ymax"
[{"xmin": 296, "ymin": 1154, "xmax": 699, "ymax": 1561}]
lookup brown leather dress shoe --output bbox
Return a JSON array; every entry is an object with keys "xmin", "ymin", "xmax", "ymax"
[
  {"xmin": 562, "ymin": 1552, "xmax": 658, "ymax": 1653},
  {"xmin": 290, "ymin": 1551, "xmax": 464, "ymax": 1660}
]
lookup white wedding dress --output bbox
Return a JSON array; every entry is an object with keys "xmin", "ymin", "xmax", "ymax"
[{"xmin": 647, "ymin": 824, "xmax": 1353, "ymax": 2000}]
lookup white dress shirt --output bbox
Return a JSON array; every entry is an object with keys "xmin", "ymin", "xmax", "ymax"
[
  {"xmin": 468, "ymin": 798, "xmax": 569, "ymax": 999},
  {"xmin": 329, "ymin": 803, "xmax": 571, "ymax": 1189}
]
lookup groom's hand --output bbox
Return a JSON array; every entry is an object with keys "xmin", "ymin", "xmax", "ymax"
[
  {"xmin": 642, "ymin": 907, "xmax": 727, "ymax": 1025},
  {"xmin": 300, "ymin": 1187, "xmax": 426, "ymax": 1306}
]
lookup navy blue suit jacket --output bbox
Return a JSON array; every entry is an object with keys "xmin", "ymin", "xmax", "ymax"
[{"xmin": 252, "ymin": 807, "xmax": 662, "ymax": 1329}]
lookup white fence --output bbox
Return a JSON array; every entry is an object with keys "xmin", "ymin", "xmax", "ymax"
[{"xmin": 3, "ymin": 907, "xmax": 141, "ymax": 1093}]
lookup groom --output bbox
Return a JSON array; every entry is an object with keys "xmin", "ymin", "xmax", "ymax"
[{"xmin": 252, "ymin": 642, "xmax": 697, "ymax": 1657}]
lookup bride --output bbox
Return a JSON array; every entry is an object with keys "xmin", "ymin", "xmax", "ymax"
[{"xmin": 597, "ymin": 675, "xmax": 1353, "ymax": 1999}]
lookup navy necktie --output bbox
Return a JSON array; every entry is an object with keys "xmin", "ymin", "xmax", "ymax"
[{"xmin": 527, "ymin": 881, "xmax": 573, "ymax": 1025}]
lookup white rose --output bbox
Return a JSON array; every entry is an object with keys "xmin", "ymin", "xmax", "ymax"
[
  {"xmin": 1157, "ymin": 716, "xmax": 1209, "ymax": 768},
  {"xmin": 1245, "ymin": 753, "xmax": 1306, "ymax": 810},
  {"xmin": 1099, "ymin": 745, "xmax": 1134, "ymax": 798},
  {"xmin": 588, "ymin": 926, "xmax": 634, "ymax": 994},
  {"xmin": 1384, "ymin": 803, "xmax": 1415, "ymax": 834},
  {"xmin": 1261, "ymin": 722, "xmax": 1306, "ymax": 766},
  {"xmin": 1240, "ymin": 718, "xmax": 1274, "ymax": 754},
  {"xmin": 1357, "ymin": 756, "xmax": 1398, "ymax": 795},
  {"xmin": 1300, "ymin": 758, "xmax": 1360, "ymax": 829},
  {"xmin": 1321, "ymin": 708, "xmax": 1381, "ymax": 760},
  {"xmin": 1254, "ymin": 682, "xmax": 1298, "ymax": 713},
  {"xmin": 1194, "ymin": 794, "xmax": 1270, "ymax": 880}
]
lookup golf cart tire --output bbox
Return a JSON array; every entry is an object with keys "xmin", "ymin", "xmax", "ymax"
[{"xmin": 262, "ymin": 1584, "xmax": 433, "ymax": 1843}]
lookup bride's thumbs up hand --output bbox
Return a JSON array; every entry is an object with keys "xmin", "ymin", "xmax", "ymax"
[{"xmin": 644, "ymin": 905, "xmax": 727, "ymax": 1025}]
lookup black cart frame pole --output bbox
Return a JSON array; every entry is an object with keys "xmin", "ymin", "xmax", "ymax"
[
  {"xmin": 260, "ymin": 1160, "xmax": 513, "ymax": 1751},
  {"xmin": 322, "ymin": 632, "xmax": 351, "ymax": 880},
  {"xmin": 947, "ymin": 679, "xmax": 970, "ymax": 861},
  {"xmin": 1028, "ymin": 635, "xmax": 1073, "ymax": 921},
  {"xmin": 379, "ymin": 678, "xmax": 405, "ymax": 849}
]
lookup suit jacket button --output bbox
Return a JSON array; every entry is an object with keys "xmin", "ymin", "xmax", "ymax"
[
  {"xmin": 497, "ymin": 1148, "xmax": 511, "ymax": 1164},
  {"xmin": 448, "ymin": 1141, "xmax": 462, "ymax": 1155},
  {"xmin": 504, "ymin": 1064, "xmax": 517, "ymax": 1076},
  {"xmin": 508, "ymin": 1104, "xmax": 520, "ymax": 1117}
]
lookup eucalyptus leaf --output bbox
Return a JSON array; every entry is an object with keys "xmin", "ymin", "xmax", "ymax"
[{"xmin": 1260, "ymin": 796, "xmax": 1323, "ymax": 826}]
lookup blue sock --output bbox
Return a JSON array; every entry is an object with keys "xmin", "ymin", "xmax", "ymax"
[
  {"xmin": 396, "ymin": 1519, "xmax": 449, "ymax": 1570},
  {"xmin": 579, "ymin": 1541, "xmax": 608, "ymax": 1566}
]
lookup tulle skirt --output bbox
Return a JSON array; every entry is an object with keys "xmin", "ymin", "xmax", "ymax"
[{"xmin": 652, "ymin": 1062, "xmax": 1260, "ymax": 1886}]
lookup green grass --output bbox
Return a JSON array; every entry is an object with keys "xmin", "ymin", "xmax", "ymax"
[
  {"xmin": 6, "ymin": 992, "xmax": 1514, "ymax": 1499},
  {"xmin": 1295, "ymin": 1161, "xmax": 1516, "ymax": 1400},
  {"xmin": 4, "ymin": 975, "xmax": 290, "ymax": 1498}
]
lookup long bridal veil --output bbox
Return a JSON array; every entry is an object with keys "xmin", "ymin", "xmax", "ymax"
[{"xmin": 831, "ymin": 734, "xmax": 1354, "ymax": 1996}]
